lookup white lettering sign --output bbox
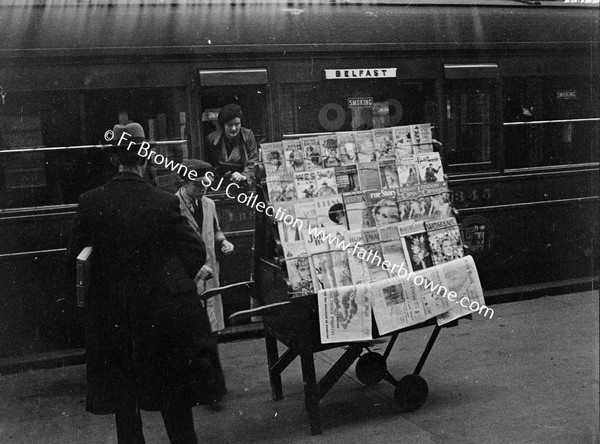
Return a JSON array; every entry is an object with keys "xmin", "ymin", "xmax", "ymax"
[
  {"xmin": 348, "ymin": 97, "xmax": 374, "ymax": 107},
  {"xmin": 325, "ymin": 68, "xmax": 397, "ymax": 79}
]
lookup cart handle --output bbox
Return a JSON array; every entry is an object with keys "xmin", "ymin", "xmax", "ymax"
[{"xmin": 199, "ymin": 280, "xmax": 255, "ymax": 302}]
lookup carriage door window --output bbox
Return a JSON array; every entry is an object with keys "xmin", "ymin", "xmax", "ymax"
[
  {"xmin": 198, "ymin": 69, "xmax": 269, "ymax": 156},
  {"xmin": 443, "ymin": 64, "xmax": 500, "ymax": 172}
]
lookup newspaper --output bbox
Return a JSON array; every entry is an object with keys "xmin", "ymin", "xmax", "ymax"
[
  {"xmin": 318, "ymin": 284, "xmax": 372, "ymax": 344},
  {"xmin": 431, "ymin": 255, "xmax": 485, "ymax": 326},
  {"xmin": 370, "ymin": 276, "xmax": 449, "ymax": 335}
]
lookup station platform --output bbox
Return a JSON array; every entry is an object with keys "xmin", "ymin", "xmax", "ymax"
[{"xmin": 0, "ymin": 290, "xmax": 598, "ymax": 443}]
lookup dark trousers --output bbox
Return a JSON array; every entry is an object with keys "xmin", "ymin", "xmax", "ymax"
[{"xmin": 115, "ymin": 396, "xmax": 198, "ymax": 444}]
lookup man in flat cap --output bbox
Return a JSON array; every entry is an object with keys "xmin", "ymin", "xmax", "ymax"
[
  {"xmin": 205, "ymin": 103, "xmax": 258, "ymax": 185},
  {"xmin": 175, "ymin": 159, "xmax": 234, "ymax": 332},
  {"xmin": 68, "ymin": 123, "xmax": 225, "ymax": 443}
]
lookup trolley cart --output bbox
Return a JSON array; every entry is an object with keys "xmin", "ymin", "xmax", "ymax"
[{"xmin": 205, "ymin": 180, "xmax": 466, "ymax": 436}]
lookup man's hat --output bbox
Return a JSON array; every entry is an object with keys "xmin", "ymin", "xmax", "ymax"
[
  {"xmin": 111, "ymin": 122, "xmax": 146, "ymax": 146},
  {"xmin": 180, "ymin": 159, "xmax": 214, "ymax": 181}
]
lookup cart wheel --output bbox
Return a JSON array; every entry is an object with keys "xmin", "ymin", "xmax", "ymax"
[
  {"xmin": 355, "ymin": 352, "xmax": 387, "ymax": 386},
  {"xmin": 394, "ymin": 374, "xmax": 428, "ymax": 412}
]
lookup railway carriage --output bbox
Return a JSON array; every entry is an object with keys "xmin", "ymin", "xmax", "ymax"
[{"xmin": 0, "ymin": 0, "xmax": 598, "ymax": 360}]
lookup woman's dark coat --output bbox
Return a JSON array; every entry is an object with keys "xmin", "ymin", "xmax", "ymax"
[{"xmin": 68, "ymin": 172, "xmax": 226, "ymax": 414}]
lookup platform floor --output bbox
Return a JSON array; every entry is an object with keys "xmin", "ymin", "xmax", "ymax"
[{"xmin": 0, "ymin": 290, "xmax": 598, "ymax": 444}]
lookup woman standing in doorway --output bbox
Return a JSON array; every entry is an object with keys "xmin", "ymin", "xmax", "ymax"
[{"xmin": 205, "ymin": 103, "xmax": 259, "ymax": 185}]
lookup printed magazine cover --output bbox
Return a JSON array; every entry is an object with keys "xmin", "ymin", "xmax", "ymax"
[
  {"xmin": 334, "ymin": 164, "xmax": 359, "ymax": 193},
  {"xmin": 364, "ymin": 188, "xmax": 399, "ymax": 227},
  {"xmin": 343, "ymin": 191, "xmax": 367, "ymax": 230},
  {"xmin": 416, "ymin": 152, "xmax": 444, "ymax": 183},
  {"xmin": 396, "ymin": 185, "xmax": 422, "ymax": 222},
  {"xmin": 301, "ymin": 136, "xmax": 323, "ymax": 170},
  {"xmin": 276, "ymin": 202, "xmax": 300, "ymax": 244},
  {"xmin": 285, "ymin": 254, "xmax": 315, "ymax": 297},
  {"xmin": 331, "ymin": 250, "xmax": 354, "ymax": 287},
  {"xmin": 397, "ymin": 156, "xmax": 420, "ymax": 188},
  {"xmin": 310, "ymin": 252, "xmax": 336, "ymax": 290},
  {"xmin": 314, "ymin": 194, "xmax": 346, "ymax": 228},
  {"xmin": 379, "ymin": 159, "xmax": 400, "ymax": 189},
  {"xmin": 421, "ymin": 182, "xmax": 452, "ymax": 219},
  {"xmin": 266, "ymin": 173, "xmax": 297, "ymax": 202},
  {"xmin": 261, "ymin": 141, "xmax": 286, "ymax": 176},
  {"xmin": 373, "ymin": 127, "xmax": 395, "ymax": 160},
  {"xmin": 357, "ymin": 161, "xmax": 382, "ymax": 191},
  {"xmin": 401, "ymin": 224, "xmax": 434, "ymax": 272},
  {"xmin": 410, "ymin": 123, "xmax": 433, "ymax": 146},
  {"xmin": 355, "ymin": 130, "xmax": 376, "ymax": 162},
  {"xmin": 318, "ymin": 284, "xmax": 372, "ymax": 343},
  {"xmin": 344, "ymin": 230, "xmax": 371, "ymax": 284},
  {"xmin": 392, "ymin": 125, "xmax": 413, "ymax": 159},
  {"xmin": 336, "ymin": 131, "xmax": 358, "ymax": 164},
  {"xmin": 283, "ymin": 138, "xmax": 305, "ymax": 172},
  {"xmin": 319, "ymin": 134, "xmax": 342, "ymax": 168},
  {"xmin": 294, "ymin": 171, "xmax": 317, "ymax": 200},
  {"xmin": 381, "ymin": 240, "xmax": 409, "ymax": 277},
  {"xmin": 315, "ymin": 168, "xmax": 339, "ymax": 197},
  {"xmin": 425, "ymin": 217, "xmax": 464, "ymax": 265}
]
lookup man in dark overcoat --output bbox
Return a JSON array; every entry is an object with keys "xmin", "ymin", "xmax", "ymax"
[{"xmin": 68, "ymin": 123, "xmax": 225, "ymax": 443}]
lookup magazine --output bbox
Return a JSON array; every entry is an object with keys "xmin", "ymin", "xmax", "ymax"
[
  {"xmin": 342, "ymin": 191, "xmax": 367, "ymax": 231},
  {"xmin": 283, "ymin": 139, "xmax": 305, "ymax": 172},
  {"xmin": 334, "ymin": 164, "xmax": 359, "ymax": 193},
  {"xmin": 373, "ymin": 127, "xmax": 396, "ymax": 160},
  {"xmin": 261, "ymin": 141, "xmax": 286, "ymax": 176},
  {"xmin": 363, "ymin": 188, "xmax": 399, "ymax": 227},
  {"xmin": 314, "ymin": 168, "xmax": 339, "ymax": 197},
  {"xmin": 400, "ymin": 222, "xmax": 434, "ymax": 272},
  {"xmin": 416, "ymin": 152, "xmax": 444, "ymax": 183},
  {"xmin": 396, "ymin": 185, "xmax": 421, "ymax": 222},
  {"xmin": 285, "ymin": 254, "xmax": 315, "ymax": 297},
  {"xmin": 379, "ymin": 159, "xmax": 400, "ymax": 189},
  {"xmin": 310, "ymin": 252, "xmax": 337, "ymax": 290},
  {"xmin": 301, "ymin": 136, "xmax": 323, "ymax": 170},
  {"xmin": 319, "ymin": 134, "xmax": 342, "ymax": 168},
  {"xmin": 355, "ymin": 130, "xmax": 376, "ymax": 162},
  {"xmin": 425, "ymin": 217, "xmax": 464, "ymax": 265},
  {"xmin": 357, "ymin": 161, "xmax": 382, "ymax": 191},
  {"xmin": 396, "ymin": 156, "xmax": 420, "ymax": 188},
  {"xmin": 336, "ymin": 131, "xmax": 358, "ymax": 164},
  {"xmin": 381, "ymin": 240, "xmax": 409, "ymax": 277},
  {"xmin": 421, "ymin": 182, "xmax": 452, "ymax": 219},
  {"xmin": 392, "ymin": 125, "xmax": 413, "ymax": 159},
  {"xmin": 344, "ymin": 230, "xmax": 371, "ymax": 284},
  {"xmin": 378, "ymin": 224, "xmax": 401, "ymax": 242},
  {"xmin": 293, "ymin": 171, "xmax": 318, "ymax": 200},
  {"xmin": 410, "ymin": 123, "xmax": 433, "ymax": 147},
  {"xmin": 318, "ymin": 284, "xmax": 372, "ymax": 343},
  {"xmin": 331, "ymin": 250, "xmax": 354, "ymax": 287},
  {"xmin": 276, "ymin": 202, "xmax": 301, "ymax": 245},
  {"xmin": 314, "ymin": 194, "xmax": 346, "ymax": 228},
  {"xmin": 266, "ymin": 173, "xmax": 297, "ymax": 203}
]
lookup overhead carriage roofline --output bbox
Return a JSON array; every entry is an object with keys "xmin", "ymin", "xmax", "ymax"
[{"xmin": 0, "ymin": 1, "xmax": 598, "ymax": 58}]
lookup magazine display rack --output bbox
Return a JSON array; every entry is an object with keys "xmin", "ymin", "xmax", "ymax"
[{"xmin": 219, "ymin": 124, "xmax": 484, "ymax": 435}]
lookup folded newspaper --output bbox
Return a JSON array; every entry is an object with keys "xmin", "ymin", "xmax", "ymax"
[{"xmin": 317, "ymin": 255, "xmax": 485, "ymax": 343}]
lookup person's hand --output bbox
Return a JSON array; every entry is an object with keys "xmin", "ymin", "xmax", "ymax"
[
  {"xmin": 231, "ymin": 171, "xmax": 247, "ymax": 183},
  {"xmin": 221, "ymin": 239, "xmax": 234, "ymax": 255},
  {"xmin": 196, "ymin": 264, "xmax": 214, "ymax": 281}
]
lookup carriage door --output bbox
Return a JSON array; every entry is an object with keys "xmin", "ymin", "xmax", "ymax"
[
  {"xmin": 198, "ymin": 68, "xmax": 270, "ymax": 154},
  {"xmin": 197, "ymin": 68, "xmax": 270, "ymax": 315}
]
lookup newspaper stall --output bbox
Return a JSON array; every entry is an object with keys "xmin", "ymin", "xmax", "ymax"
[{"xmin": 222, "ymin": 123, "xmax": 486, "ymax": 435}]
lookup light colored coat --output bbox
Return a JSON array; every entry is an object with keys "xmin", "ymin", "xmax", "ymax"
[{"xmin": 176, "ymin": 189, "xmax": 226, "ymax": 331}]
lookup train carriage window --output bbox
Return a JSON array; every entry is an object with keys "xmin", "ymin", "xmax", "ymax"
[
  {"xmin": 0, "ymin": 87, "xmax": 190, "ymax": 209},
  {"xmin": 503, "ymin": 76, "xmax": 599, "ymax": 168},
  {"xmin": 279, "ymin": 79, "xmax": 436, "ymax": 135},
  {"xmin": 443, "ymin": 81, "xmax": 499, "ymax": 171}
]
